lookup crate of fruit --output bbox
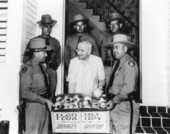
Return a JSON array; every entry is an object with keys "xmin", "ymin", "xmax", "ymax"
[{"xmin": 51, "ymin": 93, "xmax": 110, "ymax": 134}]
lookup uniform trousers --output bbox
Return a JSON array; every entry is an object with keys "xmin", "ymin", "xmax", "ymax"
[
  {"xmin": 110, "ymin": 100, "xmax": 139, "ymax": 134},
  {"xmin": 25, "ymin": 102, "xmax": 49, "ymax": 134}
]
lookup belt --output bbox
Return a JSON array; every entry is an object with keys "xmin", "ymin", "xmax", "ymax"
[
  {"xmin": 39, "ymin": 93, "xmax": 48, "ymax": 99},
  {"xmin": 104, "ymin": 60, "xmax": 114, "ymax": 66}
]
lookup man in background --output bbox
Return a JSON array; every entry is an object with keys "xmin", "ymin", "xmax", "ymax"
[
  {"xmin": 23, "ymin": 14, "xmax": 61, "ymax": 100},
  {"xmin": 64, "ymin": 14, "xmax": 99, "ymax": 67},
  {"xmin": 101, "ymin": 12, "xmax": 125, "ymax": 92}
]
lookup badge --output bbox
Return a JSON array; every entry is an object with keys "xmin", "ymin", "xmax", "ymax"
[
  {"xmin": 21, "ymin": 67, "xmax": 28, "ymax": 73},
  {"xmin": 128, "ymin": 61, "xmax": 135, "ymax": 67}
]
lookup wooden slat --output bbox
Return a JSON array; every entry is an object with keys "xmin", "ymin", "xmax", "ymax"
[
  {"xmin": 0, "ymin": 42, "xmax": 6, "ymax": 48},
  {"xmin": 27, "ymin": 0, "xmax": 37, "ymax": 6},
  {"xmin": 0, "ymin": 36, "xmax": 7, "ymax": 41},
  {"xmin": 0, "ymin": 49, "xmax": 6, "ymax": 55},
  {"xmin": 0, "ymin": 3, "xmax": 8, "ymax": 8},
  {"xmin": 0, "ymin": 10, "xmax": 8, "ymax": 21},
  {"xmin": 0, "ymin": 29, "xmax": 7, "ymax": 34},
  {"xmin": 0, "ymin": 22, "xmax": 7, "ymax": 28},
  {"xmin": 0, "ymin": 56, "xmax": 6, "ymax": 62}
]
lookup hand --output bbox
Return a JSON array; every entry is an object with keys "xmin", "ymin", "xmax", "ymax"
[
  {"xmin": 45, "ymin": 99, "xmax": 54, "ymax": 111},
  {"xmin": 106, "ymin": 100, "xmax": 115, "ymax": 110}
]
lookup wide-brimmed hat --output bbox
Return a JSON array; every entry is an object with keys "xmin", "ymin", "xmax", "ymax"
[
  {"xmin": 37, "ymin": 14, "xmax": 57, "ymax": 26},
  {"xmin": 71, "ymin": 14, "xmax": 89, "ymax": 25},
  {"xmin": 26, "ymin": 37, "xmax": 52, "ymax": 52},
  {"xmin": 107, "ymin": 34, "xmax": 134, "ymax": 49},
  {"xmin": 107, "ymin": 12, "xmax": 124, "ymax": 23}
]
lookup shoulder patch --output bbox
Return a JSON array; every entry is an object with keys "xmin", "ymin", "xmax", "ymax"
[
  {"xmin": 128, "ymin": 61, "xmax": 135, "ymax": 67},
  {"xmin": 21, "ymin": 67, "xmax": 28, "ymax": 73}
]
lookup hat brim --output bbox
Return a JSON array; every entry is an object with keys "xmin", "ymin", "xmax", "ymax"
[
  {"xmin": 25, "ymin": 45, "xmax": 52, "ymax": 52},
  {"xmin": 70, "ymin": 19, "xmax": 89, "ymax": 25},
  {"xmin": 107, "ymin": 18, "xmax": 125, "ymax": 23},
  {"xmin": 37, "ymin": 20, "xmax": 57, "ymax": 26},
  {"xmin": 106, "ymin": 41, "xmax": 135, "ymax": 49}
]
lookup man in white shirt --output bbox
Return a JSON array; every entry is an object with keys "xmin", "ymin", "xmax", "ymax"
[{"xmin": 67, "ymin": 41, "xmax": 105, "ymax": 96}]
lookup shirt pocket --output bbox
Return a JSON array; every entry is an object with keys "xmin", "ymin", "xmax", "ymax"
[{"xmin": 32, "ymin": 73, "xmax": 45, "ymax": 88}]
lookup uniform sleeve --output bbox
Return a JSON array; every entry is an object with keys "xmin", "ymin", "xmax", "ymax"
[
  {"xmin": 20, "ymin": 66, "xmax": 46, "ymax": 104},
  {"xmin": 113, "ymin": 62, "xmax": 138, "ymax": 103},
  {"xmin": 89, "ymin": 37, "xmax": 99, "ymax": 57},
  {"xmin": 64, "ymin": 38, "xmax": 71, "ymax": 67},
  {"xmin": 100, "ymin": 39, "xmax": 106, "ymax": 61},
  {"xmin": 54, "ymin": 39, "xmax": 61, "ymax": 69}
]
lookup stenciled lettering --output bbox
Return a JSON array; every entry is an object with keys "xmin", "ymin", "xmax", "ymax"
[
  {"xmin": 57, "ymin": 124, "xmax": 76, "ymax": 129},
  {"xmin": 84, "ymin": 124, "xmax": 104, "ymax": 129},
  {"xmin": 83, "ymin": 113, "xmax": 101, "ymax": 121},
  {"xmin": 56, "ymin": 113, "xmax": 77, "ymax": 121}
]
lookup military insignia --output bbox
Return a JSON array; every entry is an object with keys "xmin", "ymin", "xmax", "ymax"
[
  {"xmin": 21, "ymin": 67, "xmax": 28, "ymax": 73},
  {"xmin": 128, "ymin": 61, "xmax": 135, "ymax": 67}
]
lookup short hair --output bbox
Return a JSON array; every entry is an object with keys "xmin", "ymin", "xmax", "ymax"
[{"xmin": 78, "ymin": 40, "xmax": 92, "ymax": 50}]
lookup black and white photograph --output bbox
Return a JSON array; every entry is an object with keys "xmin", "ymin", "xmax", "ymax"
[{"xmin": 0, "ymin": 0, "xmax": 170, "ymax": 134}]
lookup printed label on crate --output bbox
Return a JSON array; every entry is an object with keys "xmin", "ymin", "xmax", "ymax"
[
  {"xmin": 51, "ymin": 111, "xmax": 81, "ymax": 133},
  {"xmin": 81, "ymin": 111, "xmax": 110, "ymax": 133},
  {"xmin": 51, "ymin": 110, "xmax": 110, "ymax": 133}
]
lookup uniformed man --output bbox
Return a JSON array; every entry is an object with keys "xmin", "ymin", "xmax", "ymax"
[
  {"xmin": 64, "ymin": 14, "xmax": 99, "ymax": 67},
  {"xmin": 101, "ymin": 12, "xmax": 125, "ymax": 92},
  {"xmin": 20, "ymin": 37, "xmax": 54, "ymax": 134},
  {"xmin": 23, "ymin": 14, "xmax": 61, "ymax": 100},
  {"xmin": 64, "ymin": 14, "xmax": 99, "ymax": 93},
  {"xmin": 106, "ymin": 34, "xmax": 139, "ymax": 134}
]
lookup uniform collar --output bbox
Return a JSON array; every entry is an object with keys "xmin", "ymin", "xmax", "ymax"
[
  {"xmin": 119, "ymin": 54, "xmax": 131, "ymax": 66},
  {"xmin": 38, "ymin": 35, "xmax": 51, "ymax": 39}
]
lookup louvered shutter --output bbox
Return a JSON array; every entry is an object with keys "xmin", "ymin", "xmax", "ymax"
[{"xmin": 0, "ymin": 0, "xmax": 8, "ymax": 62}]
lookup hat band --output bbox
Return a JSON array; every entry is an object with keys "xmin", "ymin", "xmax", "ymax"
[{"xmin": 30, "ymin": 46, "xmax": 47, "ymax": 52}]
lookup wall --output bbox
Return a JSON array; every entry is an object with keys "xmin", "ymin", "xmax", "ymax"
[
  {"xmin": 0, "ymin": 0, "xmax": 64, "ymax": 134},
  {"xmin": 141, "ymin": 0, "xmax": 169, "ymax": 106},
  {"xmin": 0, "ymin": 0, "xmax": 24, "ymax": 133}
]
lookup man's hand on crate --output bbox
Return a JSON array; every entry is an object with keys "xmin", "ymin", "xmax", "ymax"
[{"xmin": 45, "ymin": 99, "xmax": 54, "ymax": 111}]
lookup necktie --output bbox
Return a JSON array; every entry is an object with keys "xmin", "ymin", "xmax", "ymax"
[
  {"xmin": 78, "ymin": 35, "xmax": 82, "ymax": 43},
  {"xmin": 39, "ymin": 63, "xmax": 50, "ymax": 98},
  {"xmin": 45, "ymin": 37, "xmax": 50, "ymax": 46},
  {"xmin": 106, "ymin": 60, "xmax": 120, "ymax": 91}
]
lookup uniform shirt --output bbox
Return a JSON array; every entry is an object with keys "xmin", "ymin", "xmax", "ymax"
[
  {"xmin": 101, "ymin": 35, "xmax": 114, "ymax": 62},
  {"xmin": 37, "ymin": 35, "xmax": 61, "ymax": 69},
  {"xmin": 20, "ymin": 60, "xmax": 48, "ymax": 104},
  {"xmin": 64, "ymin": 33, "xmax": 99, "ymax": 66},
  {"xmin": 109, "ymin": 54, "xmax": 138, "ymax": 103},
  {"xmin": 68, "ymin": 55, "xmax": 105, "ymax": 95},
  {"xmin": 23, "ymin": 35, "xmax": 61, "ymax": 70}
]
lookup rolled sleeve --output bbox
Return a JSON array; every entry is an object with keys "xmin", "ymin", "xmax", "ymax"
[
  {"xmin": 67, "ymin": 59, "xmax": 76, "ymax": 83},
  {"xmin": 97, "ymin": 58, "xmax": 105, "ymax": 80}
]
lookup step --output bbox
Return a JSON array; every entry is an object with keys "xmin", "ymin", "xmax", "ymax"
[{"xmin": 135, "ymin": 105, "xmax": 170, "ymax": 134}]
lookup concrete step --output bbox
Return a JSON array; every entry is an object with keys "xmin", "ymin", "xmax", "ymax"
[{"xmin": 135, "ymin": 105, "xmax": 170, "ymax": 134}]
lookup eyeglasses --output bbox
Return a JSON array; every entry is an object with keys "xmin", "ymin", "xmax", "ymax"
[{"xmin": 76, "ymin": 49, "xmax": 88, "ymax": 53}]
